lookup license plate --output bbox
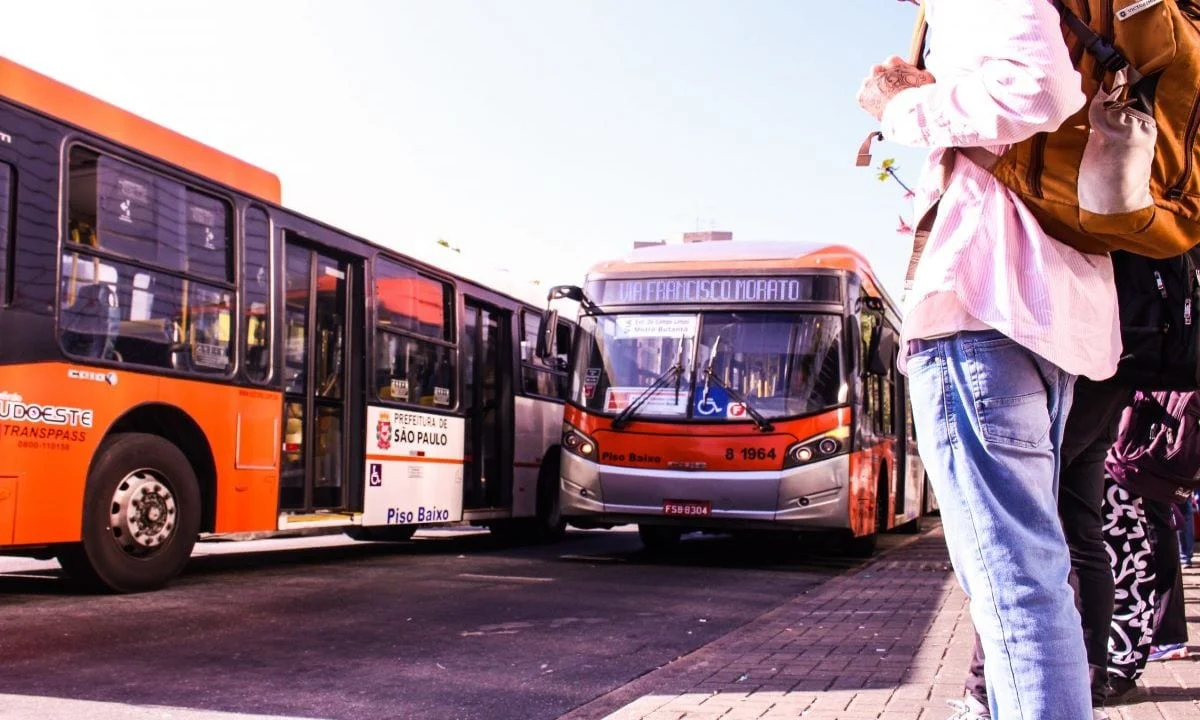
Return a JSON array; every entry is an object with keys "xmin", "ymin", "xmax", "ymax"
[{"xmin": 662, "ymin": 499, "xmax": 712, "ymax": 517}]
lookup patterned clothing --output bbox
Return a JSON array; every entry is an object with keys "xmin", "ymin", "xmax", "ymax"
[{"xmin": 1102, "ymin": 480, "xmax": 1156, "ymax": 681}]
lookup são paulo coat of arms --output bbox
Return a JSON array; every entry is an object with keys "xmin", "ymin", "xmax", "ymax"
[{"xmin": 376, "ymin": 414, "xmax": 393, "ymax": 450}]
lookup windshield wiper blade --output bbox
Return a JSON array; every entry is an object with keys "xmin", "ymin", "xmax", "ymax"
[
  {"xmin": 613, "ymin": 339, "xmax": 688, "ymax": 431},
  {"xmin": 612, "ymin": 363, "xmax": 684, "ymax": 430},
  {"xmin": 702, "ymin": 363, "xmax": 775, "ymax": 432}
]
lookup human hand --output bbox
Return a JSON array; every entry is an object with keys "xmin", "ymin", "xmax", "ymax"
[{"xmin": 856, "ymin": 56, "xmax": 935, "ymax": 122}]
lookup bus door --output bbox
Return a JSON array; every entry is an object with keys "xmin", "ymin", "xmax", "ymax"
[
  {"xmin": 462, "ymin": 299, "xmax": 514, "ymax": 510},
  {"xmin": 280, "ymin": 234, "xmax": 360, "ymax": 512}
]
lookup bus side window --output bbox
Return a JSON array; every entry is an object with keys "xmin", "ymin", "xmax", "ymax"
[
  {"xmin": 243, "ymin": 207, "xmax": 272, "ymax": 383},
  {"xmin": 518, "ymin": 310, "xmax": 570, "ymax": 399},
  {"xmin": 0, "ymin": 163, "xmax": 11, "ymax": 305},
  {"xmin": 880, "ymin": 326, "xmax": 895, "ymax": 435},
  {"xmin": 374, "ymin": 256, "xmax": 457, "ymax": 407},
  {"xmin": 61, "ymin": 147, "xmax": 235, "ymax": 375},
  {"xmin": 555, "ymin": 320, "xmax": 573, "ymax": 398},
  {"xmin": 554, "ymin": 321, "xmax": 573, "ymax": 371},
  {"xmin": 859, "ymin": 314, "xmax": 876, "ymax": 434}
]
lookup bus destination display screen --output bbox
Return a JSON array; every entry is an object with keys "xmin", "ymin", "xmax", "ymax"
[{"xmin": 587, "ymin": 275, "xmax": 841, "ymax": 306}]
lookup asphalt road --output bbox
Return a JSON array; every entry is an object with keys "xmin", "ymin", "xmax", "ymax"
[{"xmin": 0, "ymin": 526, "xmax": 907, "ymax": 720}]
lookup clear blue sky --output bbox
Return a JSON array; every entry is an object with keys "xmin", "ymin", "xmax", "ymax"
[{"xmin": 2, "ymin": 0, "xmax": 929, "ymax": 299}]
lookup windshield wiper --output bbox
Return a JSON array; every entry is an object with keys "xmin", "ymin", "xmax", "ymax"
[
  {"xmin": 612, "ymin": 342, "xmax": 688, "ymax": 431},
  {"xmin": 701, "ymin": 358, "xmax": 775, "ymax": 433}
]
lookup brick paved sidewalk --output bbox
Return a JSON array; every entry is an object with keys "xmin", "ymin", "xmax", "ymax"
[{"xmin": 561, "ymin": 524, "xmax": 1200, "ymax": 720}]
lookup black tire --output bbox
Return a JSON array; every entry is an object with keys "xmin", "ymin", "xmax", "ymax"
[
  {"xmin": 532, "ymin": 453, "xmax": 567, "ymax": 543},
  {"xmin": 875, "ymin": 464, "xmax": 890, "ymax": 532},
  {"xmin": 56, "ymin": 433, "xmax": 201, "ymax": 593},
  {"xmin": 484, "ymin": 453, "xmax": 567, "ymax": 546},
  {"xmin": 638, "ymin": 524, "xmax": 683, "ymax": 553},
  {"xmin": 345, "ymin": 525, "xmax": 418, "ymax": 542},
  {"xmin": 844, "ymin": 531, "xmax": 878, "ymax": 557}
]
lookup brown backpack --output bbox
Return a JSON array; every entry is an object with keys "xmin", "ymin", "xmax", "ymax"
[{"xmin": 900, "ymin": 0, "xmax": 1200, "ymax": 259}]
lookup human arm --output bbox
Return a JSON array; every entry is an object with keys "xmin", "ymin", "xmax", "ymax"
[
  {"xmin": 856, "ymin": 56, "xmax": 936, "ymax": 122},
  {"xmin": 875, "ymin": 0, "xmax": 1086, "ymax": 148}
]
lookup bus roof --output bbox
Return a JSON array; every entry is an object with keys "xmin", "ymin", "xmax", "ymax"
[
  {"xmin": 0, "ymin": 56, "xmax": 282, "ymax": 204},
  {"xmin": 589, "ymin": 240, "xmax": 877, "ymax": 277}
]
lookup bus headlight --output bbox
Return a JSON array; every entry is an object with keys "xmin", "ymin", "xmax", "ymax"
[
  {"xmin": 784, "ymin": 427, "xmax": 850, "ymax": 469},
  {"xmin": 562, "ymin": 423, "xmax": 598, "ymax": 460}
]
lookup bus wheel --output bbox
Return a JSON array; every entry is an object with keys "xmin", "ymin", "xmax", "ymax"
[
  {"xmin": 844, "ymin": 531, "xmax": 878, "ymax": 558},
  {"xmin": 638, "ymin": 524, "xmax": 683, "ymax": 553},
  {"xmin": 57, "ymin": 433, "xmax": 201, "ymax": 593},
  {"xmin": 345, "ymin": 525, "xmax": 418, "ymax": 542},
  {"xmin": 533, "ymin": 454, "xmax": 567, "ymax": 543}
]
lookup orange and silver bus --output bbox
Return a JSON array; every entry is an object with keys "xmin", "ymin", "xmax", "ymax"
[
  {"xmin": 0, "ymin": 56, "xmax": 575, "ymax": 592},
  {"xmin": 537, "ymin": 240, "xmax": 927, "ymax": 555}
]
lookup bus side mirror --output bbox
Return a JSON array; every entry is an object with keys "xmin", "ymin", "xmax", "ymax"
[
  {"xmin": 548, "ymin": 285, "xmax": 585, "ymax": 303},
  {"xmin": 846, "ymin": 320, "xmax": 861, "ymax": 377},
  {"xmin": 859, "ymin": 296, "xmax": 885, "ymax": 313},
  {"xmin": 536, "ymin": 308, "xmax": 559, "ymax": 361},
  {"xmin": 867, "ymin": 326, "xmax": 897, "ymax": 376}
]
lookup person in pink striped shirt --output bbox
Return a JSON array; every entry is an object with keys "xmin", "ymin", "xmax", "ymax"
[{"xmin": 856, "ymin": 1, "xmax": 1121, "ymax": 719}]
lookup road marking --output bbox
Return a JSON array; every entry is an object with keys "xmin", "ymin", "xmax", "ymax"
[
  {"xmin": 456, "ymin": 573, "xmax": 554, "ymax": 583},
  {"xmin": 0, "ymin": 693, "xmax": 324, "ymax": 720},
  {"xmin": 558, "ymin": 554, "xmax": 626, "ymax": 563}
]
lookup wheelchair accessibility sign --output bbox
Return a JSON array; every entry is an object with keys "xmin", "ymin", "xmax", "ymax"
[{"xmin": 694, "ymin": 387, "xmax": 748, "ymax": 419}]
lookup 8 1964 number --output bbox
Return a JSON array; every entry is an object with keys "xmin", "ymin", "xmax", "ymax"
[{"xmin": 725, "ymin": 447, "xmax": 777, "ymax": 461}]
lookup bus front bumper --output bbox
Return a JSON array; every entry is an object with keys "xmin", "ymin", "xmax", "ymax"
[{"xmin": 559, "ymin": 452, "xmax": 851, "ymax": 531}]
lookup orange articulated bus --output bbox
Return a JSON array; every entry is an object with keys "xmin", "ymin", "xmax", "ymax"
[
  {"xmin": 536, "ymin": 240, "xmax": 931, "ymax": 555},
  {"xmin": 0, "ymin": 57, "xmax": 575, "ymax": 593}
]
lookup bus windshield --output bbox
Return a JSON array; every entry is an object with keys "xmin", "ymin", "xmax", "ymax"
[{"xmin": 571, "ymin": 311, "xmax": 844, "ymax": 422}]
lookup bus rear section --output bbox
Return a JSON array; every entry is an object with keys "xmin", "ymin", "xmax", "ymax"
[{"xmin": 0, "ymin": 56, "xmax": 576, "ymax": 593}]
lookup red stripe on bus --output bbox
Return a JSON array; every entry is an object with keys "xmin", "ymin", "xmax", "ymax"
[{"xmin": 365, "ymin": 454, "xmax": 464, "ymax": 465}]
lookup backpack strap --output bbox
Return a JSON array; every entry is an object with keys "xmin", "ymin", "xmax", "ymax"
[
  {"xmin": 855, "ymin": 131, "xmax": 884, "ymax": 167},
  {"xmin": 859, "ymin": 0, "xmax": 926, "ymax": 168},
  {"xmin": 909, "ymin": 1, "xmax": 928, "ymax": 70},
  {"xmin": 1053, "ymin": 0, "xmax": 1137, "ymax": 79}
]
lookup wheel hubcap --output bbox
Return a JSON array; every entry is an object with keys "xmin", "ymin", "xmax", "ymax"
[{"xmin": 109, "ymin": 471, "xmax": 177, "ymax": 556}]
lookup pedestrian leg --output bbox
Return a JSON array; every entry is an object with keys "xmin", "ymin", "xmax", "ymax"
[{"xmin": 907, "ymin": 331, "xmax": 1090, "ymax": 720}]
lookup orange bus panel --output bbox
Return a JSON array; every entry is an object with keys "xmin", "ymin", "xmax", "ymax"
[
  {"xmin": 566, "ymin": 405, "xmax": 849, "ymax": 473},
  {"xmin": 0, "ymin": 363, "xmax": 282, "ymax": 545},
  {"xmin": 0, "ymin": 56, "xmax": 282, "ymax": 204},
  {"xmin": 0, "ymin": 475, "xmax": 16, "ymax": 545},
  {"xmin": 847, "ymin": 440, "xmax": 897, "ymax": 536}
]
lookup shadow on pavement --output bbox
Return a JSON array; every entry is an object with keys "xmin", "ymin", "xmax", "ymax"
[{"xmin": 560, "ymin": 523, "xmax": 959, "ymax": 719}]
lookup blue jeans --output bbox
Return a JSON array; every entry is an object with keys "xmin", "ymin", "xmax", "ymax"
[{"xmin": 906, "ymin": 330, "xmax": 1090, "ymax": 720}]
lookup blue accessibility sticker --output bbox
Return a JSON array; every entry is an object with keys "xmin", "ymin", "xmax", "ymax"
[{"xmin": 693, "ymin": 385, "xmax": 730, "ymax": 418}]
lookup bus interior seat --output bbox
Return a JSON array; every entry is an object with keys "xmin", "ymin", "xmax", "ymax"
[{"xmin": 61, "ymin": 282, "xmax": 121, "ymax": 361}]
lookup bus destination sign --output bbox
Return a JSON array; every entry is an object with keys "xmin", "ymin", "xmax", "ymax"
[{"xmin": 588, "ymin": 275, "xmax": 840, "ymax": 306}]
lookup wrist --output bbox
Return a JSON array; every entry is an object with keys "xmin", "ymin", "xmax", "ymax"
[{"xmin": 880, "ymin": 86, "xmax": 928, "ymax": 145}]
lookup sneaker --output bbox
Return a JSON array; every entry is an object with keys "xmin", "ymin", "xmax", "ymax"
[
  {"xmin": 1093, "ymin": 710, "xmax": 1110, "ymax": 720},
  {"xmin": 946, "ymin": 696, "xmax": 990, "ymax": 720},
  {"xmin": 1148, "ymin": 643, "xmax": 1190, "ymax": 661}
]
